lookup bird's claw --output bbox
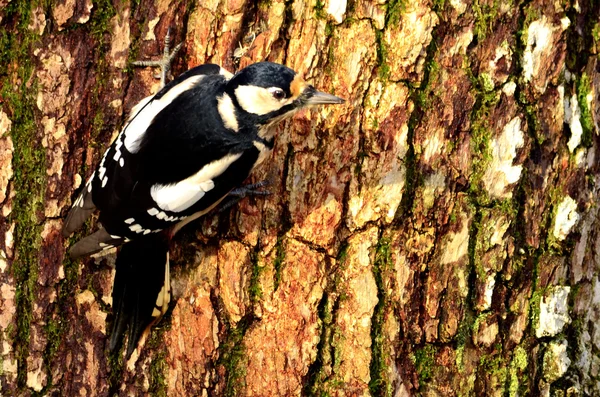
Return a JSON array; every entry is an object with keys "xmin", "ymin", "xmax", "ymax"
[
  {"xmin": 132, "ymin": 28, "xmax": 183, "ymax": 88},
  {"xmin": 229, "ymin": 180, "xmax": 271, "ymax": 198},
  {"xmin": 219, "ymin": 180, "xmax": 272, "ymax": 212}
]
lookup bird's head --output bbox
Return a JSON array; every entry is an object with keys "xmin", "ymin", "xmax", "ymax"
[{"xmin": 222, "ymin": 62, "xmax": 344, "ymax": 130}]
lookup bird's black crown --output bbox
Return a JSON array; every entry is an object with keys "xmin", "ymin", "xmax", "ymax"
[{"xmin": 228, "ymin": 62, "xmax": 297, "ymax": 97}]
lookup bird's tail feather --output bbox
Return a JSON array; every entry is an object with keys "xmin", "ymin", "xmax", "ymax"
[
  {"xmin": 62, "ymin": 182, "xmax": 96, "ymax": 238},
  {"xmin": 108, "ymin": 233, "xmax": 171, "ymax": 358},
  {"xmin": 68, "ymin": 228, "xmax": 124, "ymax": 259}
]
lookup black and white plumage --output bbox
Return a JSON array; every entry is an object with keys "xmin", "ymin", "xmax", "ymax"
[{"xmin": 63, "ymin": 61, "xmax": 344, "ymax": 357}]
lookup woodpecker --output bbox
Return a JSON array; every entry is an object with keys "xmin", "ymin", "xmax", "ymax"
[{"xmin": 63, "ymin": 57, "xmax": 344, "ymax": 357}]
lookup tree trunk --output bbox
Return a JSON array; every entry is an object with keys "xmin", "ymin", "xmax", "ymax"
[{"xmin": 1, "ymin": 0, "xmax": 599, "ymax": 395}]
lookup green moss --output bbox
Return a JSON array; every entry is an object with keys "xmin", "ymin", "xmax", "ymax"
[
  {"xmin": 576, "ymin": 73, "xmax": 594, "ymax": 148},
  {"xmin": 473, "ymin": 0, "xmax": 501, "ymax": 40},
  {"xmin": 324, "ymin": 22, "xmax": 334, "ymax": 37},
  {"xmin": 413, "ymin": 59, "xmax": 441, "ymax": 111},
  {"xmin": 305, "ymin": 245, "xmax": 349, "ymax": 395},
  {"xmin": 41, "ymin": 251, "xmax": 81, "ymax": 392},
  {"xmin": 508, "ymin": 346, "xmax": 528, "ymax": 397},
  {"xmin": 42, "ymin": 318, "xmax": 60, "ymax": 374},
  {"xmin": 413, "ymin": 344, "xmax": 436, "ymax": 387},
  {"xmin": 272, "ymin": 235, "xmax": 286, "ymax": 291},
  {"xmin": 218, "ymin": 315, "xmax": 252, "ymax": 397},
  {"xmin": 107, "ymin": 345, "xmax": 125, "ymax": 393},
  {"xmin": 472, "ymin": 312, "xmax": 491, "ymax": 337},
  {"xmin": 2, "ymin": 1, "xmax": 34, "ymax": 32},
  {"xmin": 88, "ymin": 0, "xmax": 116, "ymax": 145},
  {"xmin": 147, "ymin": 329, "xmax": 169, "ymax": 396},
  {"xmin": 529, "ymin": 290, "xmax": 542, "ymax": 335},
  {"xmin": 1, "ymin": 3, "xmax": 47, "ymax": 389},
  {"xmin": 592, "ymin": 22, "xmax": 600, "ymax": 44},
  {"xmin": 385, "ymin": 0, "xmax": 406, "ymax": 26},
  {"xmin": 304, "ymin": 293, "xmax": 334, "ymax": 396},
  {"xmin": 368, "ymin": 237, "xmax": 393, "ymax": 396},
  {"xmin": 468, "ymin": 205, "xmax": 483, "ymax": 274},
  {"xmin": 324, "ymin": 35, "xmax": 337, "ymax": 77},
  {"xmin": 545, "ymin": 187, "xmax": 573, "ymax": 252},
  {"xmin": 248, "ymin": 250, "xmax": 264, "ymax": 303},
  {"xmin": 479, "ymin": 73, "xmax": 495, "ymax": 92},
  {"xmin": 257, "ymin": 0, "xmax": 272, "ymax": 9},
  {"xmin": 0, "ymin": 338, "xmax": 3, "ymax": 377},
  {"xmin": 90, "ymin": 0, "xmax": 116, "ymax": 39},
  {"xmin": 375, "ymin": 30, "xmax": 390, "ymax": 81},
  {"xmin": 0, "ymin": 31, "xmax": 12, "ymax": 76},
  {"xmin": 478, "ymin": 350, "xmax": 508, "ymax": 391},
  {"xmin": 337, "ymin": 241, "xmax": 349, "ymax": 265},
  {"xmin": 432, "ymin": 0, "xmax": 445, "ymax": 11},
  {"xmin": 471, "ymin": 205, "xmax": 515, "ymax": 281},
  {"xmin": 314, "ymin": 0, "xmax": 327, "ymax": 19},
  {"xmin": 466, "ymin": 83, "xmax": 499, "ymax": 204},
  {"xmin": 454, "ymin": 311, "xmax": 476, "ymax": 369},
  {"xmin": 523, "ymin": 6, "xmax": 541, "ymax": 28}
]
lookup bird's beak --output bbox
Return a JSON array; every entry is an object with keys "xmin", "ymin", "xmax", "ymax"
[{"xmin": 305, "ymin": 90, "xmax": 345, "ymax": 105}]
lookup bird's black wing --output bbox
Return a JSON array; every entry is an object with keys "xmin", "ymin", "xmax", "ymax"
[{"xmin": 65, "ymin": 64, "xmax": 238, "ymax": 257}]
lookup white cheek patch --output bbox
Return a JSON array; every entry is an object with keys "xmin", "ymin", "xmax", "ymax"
[
  {"xmin": 217, "ymin": 93, "xmax": 239, "ymax": 131},
  {"xmin": 124, "ymin": 75, "xmax": 205, "ymax": 153},
  {"xmin": 234, "ymin": 85, "xmax": 290, "ymax": 115},
  {"xmin": 150, "ymin": 153, "xmax": 242, "ymax": 212}
]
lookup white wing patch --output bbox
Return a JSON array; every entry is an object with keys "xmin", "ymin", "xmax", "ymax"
[
  {"xmin": 127, "ymin": 95, "xmax": 153, "ymax": 122},
  {"xmin": 150, "ymin": 153, "xmax": 242, "ymax": 212},
  {"xmin": 220, "ymin": 67, "xmax": 234, "ymax": 79},
  {"xmin": 124, "ymin": 75, "xmax": 205, "ymax": 153}
]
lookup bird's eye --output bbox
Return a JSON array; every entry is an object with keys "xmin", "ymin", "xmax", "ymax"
[{"xmin": 269, "ymin": 88, "xmax": 286, "ymax": 100}]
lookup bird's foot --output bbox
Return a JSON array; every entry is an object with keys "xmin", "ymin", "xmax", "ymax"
[
  {"xmin": 219, "ymin": 180, "xmax": 272, "ymax": 212},
  {"xmin": 132, "ymin": 28, "xmax": 183, "ymax": 88}
]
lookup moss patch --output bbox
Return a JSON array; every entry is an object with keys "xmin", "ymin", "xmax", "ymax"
[
  {"xmin": 393, "ymin": 26, "xmax": 440, "ymax": 223},
  {"xmin": 508, "ymin": 345, "xmax": 529, "ymax": 397},
  {"xmin": 88, "ymin": 0, "xmax": 117, "ymax": 146},
  {"xmin": 473, "ymin": 0, "xmax": 502, "ymax": 40},
  {"xmin": 454, "ymin": 310, "xmax": 476, "ymax": 372},
  {"xmin": 576, "ymin": 73, "xmax": 594, "ymax": 148},
  {"xmin": 303, "ymin": 293, "xmax": 340, "ymax": 396},
  {"xmin": 375, "ymin": 30, "xmax": 391, "ymax": 81},
  {"xmin": 314, "ymin": 0, "xmax": 327, "ymax": 19},
  {"xmin": 106, "ymin": 344, "xmax": 125, "ymax": 394},
  {"xmin": 385, "ymin": 0, "xmax": 406, "ymax": 27},
  {"xmin": 272, "ymin": 235, "xmax": 286, "ymax": 291},
  {"xmin": 368, "ymin": 236, "xmax": 393, "ymax": 397},
  {"xmin": 304, "ymin": 245, "xmax": 348, "ymax": 395},
  {"xmin": 477, "ymin": 349, "xmax": 508, "ymax": 392},
  {"xmin": 89, "ymin": 0, "xmax": 116, "ymax": 40},
  {"xmin": 248, "ymin": 250, "xmax": 265, "ymax": 304},
  {"xmin": 217, "ymin": 314, "xmax": 253, "ymax": 397},
  {"xmin": 147, "ymin": 326, "xmax": 169, "ymax": 396},
  {"xmin": 413, "ymin": 344, "xmax": 436, "ymax": 387},
  {"xmin": 465, "ymin": 65, "xmax": 501, "ymax": 206},
  {"xmin": 1, "ymin": 1, "xmax": 47, "ymax": 389}
]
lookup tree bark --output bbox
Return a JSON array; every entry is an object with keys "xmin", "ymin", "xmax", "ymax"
[{"xmin": 1, "ymin": 0, "xmax": 599, "ymax": 395}]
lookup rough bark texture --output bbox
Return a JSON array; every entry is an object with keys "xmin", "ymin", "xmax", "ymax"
[{"xmin": 1, "ymin": 0, "xmax": 599, "ymax": 395}]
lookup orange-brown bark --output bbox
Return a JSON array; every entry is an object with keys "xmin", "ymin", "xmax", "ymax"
[{"xmin": 1, "ymin": 0, "xmax": 599, "ymax": 395}]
